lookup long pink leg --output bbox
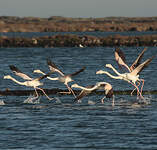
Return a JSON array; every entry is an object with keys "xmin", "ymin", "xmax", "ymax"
[
  {"xmin": 101, "ymin": 96, "xmax": 115, "ymax": 107},
  {"xmin": 34, "ymin": 88, "xmax": 39, "ymax": 99},
  {"xmin": 131, "ymin": 81, "xmax": 141, "ymax": 96},
  {"xmin": 131, "ymin": 82, "xmax": 144, "ymax": 99},
  {"xmin": 59, "ymin": 84, "xmax": 77, "ymax": 98},
  {"xmin": 129, "ymin": 81, "xmax": 140, "ymax": 95},
  {"xmin": 140, "ymin": 79, "xmax": 145, "ymax": 95},
  {"xmin": 136, "ymin": 79, "xmax": 145, "ymax": 99},
  {"xmin": 100, "ymin": 96, "xmax": 106, "ymax": 104},
  {"xmin": 66, "ymin": 84, "xmax": 77, "ymax": 98},
  {"xmin": 36, "ymin": 87, "xmax": 54, "ymax": 100},
  {"xmin": 59, "ymin": 84, "xmax": 72, "ymax": 94},
  {"xmin": 129, "ymin": 81, "xmax": 144, "ymax": 99},
  {"xmin": 131, "ymin": 86, "xmax": 138, "ymax": 96}
]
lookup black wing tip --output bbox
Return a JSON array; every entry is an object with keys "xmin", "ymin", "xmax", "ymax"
[
  {"xmin": 47, "ymin": 58, "xmax": 57, "ymax": 67},
  {"xmin": 146, "ymin": 54, "xmax": 156, "ymax": 64},
  {"xmin": 115, "ymin": 47, "xmax": 122, "ymax": 53},
  {"xmin": 9, "ymin": 65, "xmax": 15, "ymax": 68},
  {"xmin": 81, "ymin": 66, "xmax": 86, "ymax": 71},
  {"xmin": 115, "ymin": 47, "xmax": 120, "ymax": 51},
  {"xmin": 47, "ymin": 58, "xmax": 52, "ymax": 65},
  {"xmin": 9, "ymin": 65, "xmax": 17, "ymax": 71},
  {"xmin": 76, "ymin": 66, "xmax": 86, "ymax": 74}
]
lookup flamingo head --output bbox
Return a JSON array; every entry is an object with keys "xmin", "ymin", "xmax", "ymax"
[
  {"xmin": 33, "ymin": 69, "xmax": 44, "ymax": 75},
  {"xmin": 71, "ymin": 83, "xmax": 79, "ymax": 88},
  {"xmin": 96, "ymin": 70, "xmax": 106, "ymax": 74},
  {"xmin": 4, "ymin": 75, "xmax": 12, "ymax": 79},
  {"xmin": 105, "ymin": 64, "xmax": 112, "ymax": 68}
]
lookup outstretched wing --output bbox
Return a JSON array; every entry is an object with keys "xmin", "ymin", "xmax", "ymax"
[
  {"xmin": 75, "ymin": 85, "xmax": 94, "ymax": 101},
  {"xmin": 69, "ymin": 67, "xmax": 86, "ymax": 77},
  {"xmin": 106, "ymin": 88, "xmax": 114, "ymax": 98},
  {"xmin": 35, "ymin": 72, "xmax": 51, "ymax": 81},
  {"xmin": 130, "ymin": 55, "xmax": 156, "ymax": 76},
  {"xmin": 47, "ymin": 59, "xmax": 64, "ymax": 76},
  {"xmin": 9, "ymin": 65, "xmax": 33, "ymax": 80},
  {"xmin": 115, "ymin": 48, "xmax": 131, "ymax": 72},
  {"xmin": 130, "ymin": 48, "xmax": 147, "ymax": 71}
]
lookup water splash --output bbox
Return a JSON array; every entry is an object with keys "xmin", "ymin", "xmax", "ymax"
[
  {"xmin": 138, "ymin": 95, "xmax": 151, "ymax": 105},
  {"xmin": 54, "ymin": 97, "xmax": 62, "ymax": 104},
  {"xmin": 23, "ymin": 95, "xmax": 40, "ymax": 104},
  {"xmin": 0, "ymin": 100, "xmax": 5, "ymax": 106},
  {"xmin": 88, "ymin": 100, "xmax": 96, "ymax": 105}
]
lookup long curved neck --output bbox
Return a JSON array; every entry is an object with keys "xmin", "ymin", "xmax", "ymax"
[
  {"xmin": 36, "ymin": 70, "xmax": 59, "ymax": 81},
  {"xmin": 108, "ymin": 65, "xmax": 122, "ymax": 76},
  {"xmin": 9, "ymin": 76, "xmax": 25, "ymax": 85},
  {"xmin": 47, "ymin": 77, "xmax": 59, "ymax": 81},
  {"xmin": 75, "ymin": 85, "xmax": 97, "ymax": 91},
  {"xmin": 102, "ymin": 71, "xmax": 122, "ymax": 80}
]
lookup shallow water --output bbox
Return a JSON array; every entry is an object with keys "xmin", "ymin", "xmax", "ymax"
[
  {"xmin": 1, "ymin": 31, "xmax": 157, "ymax": 38},
  {"xmin": 0, "ymin": 45, "xmax": 157, "ymax": 149}
]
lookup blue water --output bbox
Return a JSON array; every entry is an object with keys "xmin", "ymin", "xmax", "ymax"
[
  {"xmin": 1, "ymin": 31, "xmax": 157, "ymax": 38},
  {"xmin": 0, "ymin": 41, "xmax": 157, "ymax": 149}
]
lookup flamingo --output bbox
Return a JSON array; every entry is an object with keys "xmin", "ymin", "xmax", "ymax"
[
  {"xmin": 96, "ymin": 54, "xmax": 155, "ymax": 99},
  {"xmin": 33, "ymin": 59, "xmax": 85, "ymax": 98},
  {"xmin": 47, "ymin": 59, "xmax": 64, "ymax": 76},
  {"xmin": 114, "ymin": 47, "xmax": 155, "ymax": 96},
  {"xmin": 71, "ymin": 82, "xmax": 114, "ymax": 106},
  {"xmin": 114, "ymin": 47, "xmax": 147, "ymax": 72},
  {"xmin": 4, "ymin": 65, "xmax": 53, "ymax": 100}
]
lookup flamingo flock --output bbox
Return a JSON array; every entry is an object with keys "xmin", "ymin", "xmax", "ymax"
[{"xmin": 3, "ymin": 48, "xmax": 155, "ymax": 105}]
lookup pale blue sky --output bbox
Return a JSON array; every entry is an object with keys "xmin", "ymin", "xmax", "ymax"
[{"xmin": 0, "ymin": 0, "xmax": 157, "ymax": 18}]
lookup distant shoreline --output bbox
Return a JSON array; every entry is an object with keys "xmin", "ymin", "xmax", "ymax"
[
  {"xmin": 0, "ymin": 16, "xmax": 157, "ymax": 32},
  {"xmin": 0, "ymin": 16, "xmax": 157, "ymax": 47}
]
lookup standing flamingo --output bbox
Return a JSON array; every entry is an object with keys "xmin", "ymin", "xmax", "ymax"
[
  {"xmin": 4, "ymin": 65, "xmax": 53, "ymax": 100},
  {"xmin": 71, "ymin": 82, "xmax": 114, "ymax": 106}
]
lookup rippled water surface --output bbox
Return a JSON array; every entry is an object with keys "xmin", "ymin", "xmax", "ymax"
[
  {"xmin": 0, "ymin": 43, "xmax": 157, "ymax": 149},
  {"xmin": 1, "ymin": 31, "xmax": 157, "ymax": 37}
]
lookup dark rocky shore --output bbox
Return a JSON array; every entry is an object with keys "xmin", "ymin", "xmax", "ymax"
[
  {"xmin": 0, "ymin": 16, "xmax": 157, "ymax": 47},
  {"xmin": 0, "ymin": 34, "xmax": 157, "ymax": 47}
]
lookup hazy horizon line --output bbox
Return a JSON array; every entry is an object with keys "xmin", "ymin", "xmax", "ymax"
[{"xmin": 1, "ymin": 15, "xmax": 157, "ymax": 19}]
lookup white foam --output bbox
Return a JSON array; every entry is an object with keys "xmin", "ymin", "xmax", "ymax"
[
  {"xmin": 88, "ymin": 100, "xmax": 96, "ymax": 105},
  {"xmin": 0, "ymin": 100, "xmax": 5, "ymax": 105},
  {"xmin": 23, "ymin": 95, "xmax": 40, "ymax": 104},
  {"xmin": 54, "ymin": 97, "xmax": 62, "ymax": 104}
]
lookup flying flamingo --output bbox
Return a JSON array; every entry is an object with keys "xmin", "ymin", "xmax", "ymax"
[
  {"xmin": 114, "ymin": 47, "xmax": 147, "ymax": 72},
  {"xmin": 114, "ymin": 47, "xmax": 152, "ymax": 95},
  {"xmin": 4, "ymin": 65, "xmax": 53, "ymax": 100},
  {"xmin": 71, "ymin": 82, "xmax": 114, "ymax": 106},
  {"xmin": 96, "ymin": 54, "xmax": 155, "ymax": 99},
  {"xmin": 33, "ymin": 59, "xmax": 85, "ymax": 98}
]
